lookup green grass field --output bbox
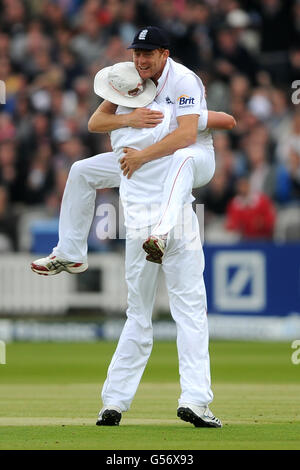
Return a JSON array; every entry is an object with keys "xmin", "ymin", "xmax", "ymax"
[{"xmin": 0, "ymin": 340, "xmax": 300, "ymax": 450}]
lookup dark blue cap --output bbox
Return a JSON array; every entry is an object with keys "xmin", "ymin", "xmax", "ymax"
[{"xmin": 128, "ymin": 26, "xmax": 170, "ymax": 50}]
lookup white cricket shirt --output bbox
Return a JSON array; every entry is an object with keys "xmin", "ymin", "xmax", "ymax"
[
  {"xmin": 155, "ymin": 58, "xmax": 213, "ymax": 148},
  {"xmin": 109, "ymin": 58, "xmax": 213, "ymax": 228},
  {"xmin": 111, "ymin": 102, "xmax": 173, "ymax": 228}
]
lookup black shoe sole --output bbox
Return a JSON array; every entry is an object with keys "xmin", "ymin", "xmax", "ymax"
[
  {"xmin": 96, "ymin": 409, "xmax": 121, "ymax": 426},
  {"xmin": 177, "ymin": 407, "xmax": 222, "ymax": 428}
]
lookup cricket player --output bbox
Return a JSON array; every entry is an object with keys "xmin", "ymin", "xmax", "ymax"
[
  {"xmin": 30, "ymin": 27, "xmax": 235, "ymax": 428},
  {"xmin": 86, "ymin": 60, "xmax": 222, "ymax": 428},
  {"xmin": 31, "ymin": 26, "xmax": 235, "ymax": 274}
]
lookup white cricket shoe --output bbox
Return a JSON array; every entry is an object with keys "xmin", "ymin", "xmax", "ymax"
[
  {"xmin": 96, "ymin": 406, "xmax": 122, "ymax": 426},
  {"xmin": 31, "ymin": 254, "xmax": 88, "ymax": 276},
  {"xmin": 177, "ymin": 404, "xmax": 222, "ymax": 428},
  {"xmin": 143, "ymin": 235, "xmax": 166, "ymax": 264}
]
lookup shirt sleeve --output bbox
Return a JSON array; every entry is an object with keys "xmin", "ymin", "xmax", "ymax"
[
  {"xmin": 198, "ymin": 109, "xmax": 208, "ymax": 131},
  {"xmin": 175, "ymin": 74, "xmax": 205, "ymax": 118}
]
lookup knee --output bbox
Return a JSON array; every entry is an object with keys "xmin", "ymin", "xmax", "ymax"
[
  {"xmin": 69, "ymin": 160, "xmax": 85, "ymax": 181},
  {"xmin": 173, "ymin": 150, "xmax": 195, "ymax": 173},
  {"xmin": 126, "ymin": 309, "xmax": 153, "ymax": 334},
  {"xmin": 173, "ymin": 148, "xmax": 192, "ymax": 162}
]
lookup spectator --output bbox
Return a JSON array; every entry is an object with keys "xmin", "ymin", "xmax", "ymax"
[
  {"xmin": 0, "ymin": 32, "xmax": 10, "ymax": 57},
  {"xmin": 288, "ymin": 147, "xmax": 300, "ymax": 202},
  {"xmin": 256, "ymin": 0, "xmax": 290, "ymax": 84},
  {"xmin": 213, "ymin": 25, "xmax": 259, "ymax": 84},
  {"xmin": 0, "ymin": 140, "xmax": 18, "ymax": 201},
  {"xmin": 257, "ymin": 0, "xmax": 290, "ymax": 53},
  {"xmin": 71, "ymin": 12, "xmax": 107, "ymax": 66},
  {"xmin": 0, "ymin": 112, "xmax": 16, "ymax": 141},
  {"xmin": 54, "ymin": 136, "xmax": 86, "ymax": 171},
  {"xmin": 288, "ymin": 47, "xmax": 300, "ymax": 84},
  {"xmin": 0, "ymin": 184, "xmax": 18, "ymax": 251},
  {"xmin": 290, "ymin": 0, "xmax": 300, "ymax": 48},
  {"xmin": 225, "ymin": 175, "xmax": 276, "ymax": 240},
  {"xmin": 230, "ymin": 73, "xmax": 251, "ymax": 102},
  {"xmin": 24, "ymin": 142, "xmax": 55, "ymax": 205},
  {"xmin": 201, "ymin": 166, "xmax": 235, "ymax": 218},
  {"xmin": 58, "ymin": 48, "xmax": 84, "ymax": 90},
  {"xmin": 276, "ymin": 110, "xmax": 300, "ymax": 167},
  {"xmin": 275, "ymin": 146, "xmax": 300, "ymax": 204},
  {"xmin": 267, "ymin": 87, "xmax": 292, "ymax": 151},
  {"xmin": 166, "ymin": 0, "xmax": 204, "ymax": 71},
  {"xmin": 244, "ymin": 139, "xmax": 275, "ymax": 197}
]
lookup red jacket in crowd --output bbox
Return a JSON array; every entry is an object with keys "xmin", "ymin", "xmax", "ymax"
[{"xmin": 225, "ymin": 193, "xmax": 276, "ymax": 239}]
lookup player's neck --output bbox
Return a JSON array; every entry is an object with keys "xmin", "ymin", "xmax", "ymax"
[{"xmin": 151, "ymin": 59, "xmax": 168, "ymax": 86}]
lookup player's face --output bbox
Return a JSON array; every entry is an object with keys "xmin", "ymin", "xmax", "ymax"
[{"xmin": 133, "ymin": 48, "xmax": 169, "ymax": 85}]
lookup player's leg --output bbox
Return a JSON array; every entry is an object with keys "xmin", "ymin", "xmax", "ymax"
[
  {"xmin": 154, "ymin": 145, "xmax": 215, "ymax": 236},
  {"xmin": 143, "ymin": 145, "xmax": 215, "ymax": 262},
  {"xmin": 98, "ymin": 228, "xmax": 160, "ymax": 422},
  {"xmin": 31, "ymin": 152, "xmax": 120, "ymax": 275},
  {"xmin": 53, "ymin": 152, "xmax": 120, "ymax": 262},
  {"xmin": 162, "ymin": 209, "xmax": 212, "ymax": 406},
  {"xmin": 162, "ymin": 209, "xmax": 221, "ymax": 427}
]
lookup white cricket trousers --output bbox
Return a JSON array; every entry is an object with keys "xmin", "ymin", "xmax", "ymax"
[
  {"xmin": 152, "ymin": 143, "xmax": 215, "ymax": 236},
  {"xmin": 53, "ymin": 152, "xmax": 120, "ymax": 262},
  {"xmin": 101, "ymin": 210, "xmax": 213, "ymax": 411},
  {"xmin": 52, "ymin": 144, "xmax": 215, "ymax": 262}
]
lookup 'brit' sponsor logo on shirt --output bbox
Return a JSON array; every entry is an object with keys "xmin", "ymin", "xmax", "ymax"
[{"xmin": 177, "ymin": 95, "xmax": 195, "ymax": 106}]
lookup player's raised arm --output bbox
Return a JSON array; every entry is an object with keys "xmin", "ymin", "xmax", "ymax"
[
  {"xmin": 120, "ymin": 113, "xmax": 199, "ymax": 178},
  {"xmin": 120, "ymin": 109, "xmax": 237, "ymax": 177},
  {"xmin": 88, "ymin": 100, "xmax": 120, "ymax": 132},
  {"xmin": 88, "ymin": 100, "xmax": 164, "ymax": 133},
  {"xmin": 131, "ymin": 113, "xmax": 199, "ymax": 158}
]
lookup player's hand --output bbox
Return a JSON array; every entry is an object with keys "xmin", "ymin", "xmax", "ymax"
[
  {"xmin": 126, "ymin": 108, "xmax": 164, "ymax": 128},
  {"xmin": 120, "ymin": 148, "xmax": 145, "ymax": 178}
]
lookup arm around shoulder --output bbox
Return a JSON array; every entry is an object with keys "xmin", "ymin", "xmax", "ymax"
[
  {"xmin": 88, "ymin": 101, "xmax": 165, "ymax": 133},
  {"xmin": 88, "ymin": 100, "xmax": 127, "ymax": 133}
]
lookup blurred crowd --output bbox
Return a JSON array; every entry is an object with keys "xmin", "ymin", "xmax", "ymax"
[{"xmin": 0, "ymin": 0, "xmax": 300, "ymax": 253}]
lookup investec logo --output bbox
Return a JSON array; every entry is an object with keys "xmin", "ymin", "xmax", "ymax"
[
  {"xmin": 213, "ymin": 251, "xmax": 266, "ymax": 311},
  {"xmin": 177, "ymin": 94, "xmax": 195, "ymax": 106}
]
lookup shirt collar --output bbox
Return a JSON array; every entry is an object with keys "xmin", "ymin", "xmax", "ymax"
[{"xmin": 156, "ymin": 58, "xmax": 170, "ymax": 96}]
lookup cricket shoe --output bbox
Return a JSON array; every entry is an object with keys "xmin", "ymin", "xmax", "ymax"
[
  {"xmin": 143, "ymin": 235, "xmax": 166, "ymax": 264},
  {"xmin": 31, "ymin": 254, "xmax": 88, "ymax": 276},
  {"xmin": 177, "ymin": 404, "xmax": 222, "ymax": 428},
  {"xmin": 96, "ymin": 406, "xmax": 122, "ymax": 426}
]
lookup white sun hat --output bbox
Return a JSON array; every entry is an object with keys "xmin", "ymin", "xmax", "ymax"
[{"xmin": 94, "ymin": 61, "xmax": 156, "ymax": 108}]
